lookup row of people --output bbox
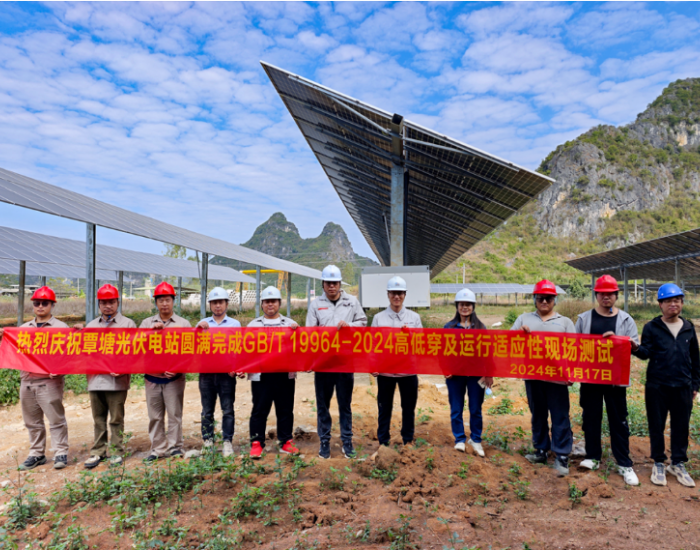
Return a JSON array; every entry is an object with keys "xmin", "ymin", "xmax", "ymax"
[{"xmin": 1, "ymin": 267, "xmax": 697, "ymax": 490}]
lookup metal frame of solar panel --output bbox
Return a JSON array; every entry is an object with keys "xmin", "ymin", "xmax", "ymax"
[
  {"xmin": 262, "ymin": 62, "xmax": 555, "ymax": 279},
  {"xmin": 0, "ymin": 226, "xmax": 254, "ymax": 284},
  {"xmin": 430, "ymin": 283, "xmax": 566, "ymax": 295},
  {"xmin": 0, "ymin": 259, "xmax": 117, "ymax": 282},
  {"xmin": 566, "ymin": 227, "xmax": 700, "ymax": 283}
]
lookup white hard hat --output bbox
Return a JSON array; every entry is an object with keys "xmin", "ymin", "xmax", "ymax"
[
  {"xmin": 455, "ymin": 288, "xmax": 476, "ymax": 303},
  {"xmin": 387, "ymin": 276, "xmax": 407, "ymax": 292},
  {"xmin": 207, "ymin": 287, "xmax": 230, "ymax": 302},
  {"xmin": 321, "ymin": 264, "xmax": 342, "ymax": 282},
  {"xmin": 261, "ymin": 286, "xmax": 282, "ymax": 301}
]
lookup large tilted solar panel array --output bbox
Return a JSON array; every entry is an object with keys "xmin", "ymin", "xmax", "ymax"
[
  {"xmin": 262, "ymin": 62, "xmax": 554, "ymax": 279},
  {"xmin": 431, "ymin": 283, "xmax": 567, "ymax": 296},
  {"xmin": 0, "ymin": 226, "xmax": 255, "ymax": 283}
]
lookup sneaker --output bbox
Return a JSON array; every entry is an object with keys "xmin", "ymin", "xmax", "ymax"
[
  {"xmin": 454, "ymin": 441, "xmax": 466, "ymax": 453},
  {"xmin": 109, "ymin": 456, "xmax": 123, "ymax": 466},
  {"xmin": 250, "ymin": 441, "xmax": 264, "ymax": 460},
  {"xmin": 342, "ymin": 442, "xmax": 356, "ymax": 459},
  {"xmin": 651, "ymin": 462, "xmax": 667, "ymax": 486},
  {"xmin": 19, "ymin": 455, "xmax": 46, "ymax": 471},
  {"xmin": 84, "ymin": 455, "xmax": 105, "ymax": 470},
  {"xmin": 318, "ymin": 441, "xmax": 331, "ymax": 460},
  {"xmin": 667, "ymin": 463, "xmax": 696, "ymax": 488},
  {"xmin": 571, "ymin": 442, "xmax": 586, "ymax": 457},
  {"xmin": 579, "ymin": 459, "xmax": 600, "ymax": 470},
  {"xmin": 525, "ymin": 449, "xmax": 548, "ymax": 465},
  {"xmin": 144, "ymin": 453, "xmax": 159, "ymax": 463},
  {"xmin": 617, "ymin": 466, "xmax": 639, "ymax": 486},
  {"xmin": 222, "ymin": 441, "xmax": 234, "ymax": 458},
  {"xmin": 281, "ymin": 440, "xmax": 300, "ymax": 455},
  {"xmin": 169, "ymin": 449, "xmax": 184, "ymax": 458},
  {"xmin": 468, "ymin": 439, "xmax": 485, "ymax": 458},
  {"xmin": 554, "ymin": 456, "xmax": 569, "ymax": 476},
  {"xmin": 54, "ymin": 455, "xmax": 68, "ymax": 470},
  {"xmin": 202, "ymin": 439, "xmax": 214, "ymax": 451}
]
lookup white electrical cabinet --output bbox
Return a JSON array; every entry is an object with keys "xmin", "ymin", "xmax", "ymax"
[{"xmin": 359, "ymin": 266, "xmax": 431, "ymax": 309}]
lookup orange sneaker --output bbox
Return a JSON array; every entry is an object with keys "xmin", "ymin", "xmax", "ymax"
[
  {"xmin": 250, "ymin": 441, "xmax": 264, "ymax": 459},
  {"xmin": 280, "ymin": 440, "xmax": 300, "ymax": 455}
]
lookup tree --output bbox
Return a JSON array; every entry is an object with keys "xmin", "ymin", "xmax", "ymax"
[
  {"xmin": 163, "ymin": 244, "xmax": 187, "ymax": 259},
  {"xmin": 568, "ymin": 278, "xmax": 587, "ymax": 300}
]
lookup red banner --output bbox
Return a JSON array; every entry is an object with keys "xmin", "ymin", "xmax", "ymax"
[{"xmin": 0, "ymin": 327, "xmax": 631, "ymax": 385}]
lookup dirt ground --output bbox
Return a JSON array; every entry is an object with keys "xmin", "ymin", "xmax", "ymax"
[{"xmin": 1, "ymin": 312, "xmax": 700, "ymax": 549}]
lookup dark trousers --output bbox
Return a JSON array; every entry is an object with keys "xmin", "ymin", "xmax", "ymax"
[
  {"xmin": 645, "ymin": 383, "xmax": 694, "ymax": 464},
  {"xmin": 446, "ymin": 376, "xmax": 485, "ymax": 444},
  {"xmin": 314, "ymin": 372, "xmax": 354, "ymax": 445},
  {"xmin": 377, "ymin": 375, "xmax": 418, "ymax": 445},
  {"xmin": 580, "ymin": 383, "xmax": 632, "ymax": 467},
  {"xmin": 199, "ymin": 373, "xmax": 236, "ymax": 442},
  {"xmin": 250, "ymin": 373, "xmax": 296, "ymax": 445},
  {"xmin": 525, "ymin": 380, "xmax": 572, "ymax": 456}
]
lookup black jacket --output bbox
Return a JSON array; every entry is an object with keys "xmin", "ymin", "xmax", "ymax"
[{"xmin": 636, "ymin": 316, "xmax": 700, "ymax": 391}]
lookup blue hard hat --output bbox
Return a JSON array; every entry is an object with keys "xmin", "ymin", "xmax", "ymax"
[{"xmin": 657, "ymin": 283, "xmax": 684, "ymax": 301}]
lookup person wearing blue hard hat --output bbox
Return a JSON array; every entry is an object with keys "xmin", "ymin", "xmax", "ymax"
[{"xmin": 636, "ymin": 282, "xmax": 699, "ymax": 488}]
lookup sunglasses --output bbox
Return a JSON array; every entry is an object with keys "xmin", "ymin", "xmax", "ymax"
[
  {"xmin": 32, "ymin": 300, "xmax": 53, "ymax": 307},
  {"xmin": 535, "ymin": 295, "xmax": 555, "ymax": 303}
]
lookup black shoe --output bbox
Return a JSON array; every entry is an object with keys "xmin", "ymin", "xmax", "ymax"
[
  {"xmin": 525, "ymin": 449, "xmax": 548, "ymax": 465},
  {"xmin": 319, "ymin": 441, "xmax": 331, "ymax": 460},
  {"xmin": 53, "ymin": 455, "xmax": 68, "ymax": 470},
  {"xmin": 342, "ymin": 442, "xmax": 356, "ymax": 459},
  {"xmin": 554, "ymin": 455, "xmax": 569, "ymax": 476},
  {"xmin": 143, "ymin": 453, "xmax": 159, "ymax": 463},
  {"xmin": 169, "ymin": 449, "xmax": 184, "ymax": 458},
  {"xmin": 19, "ymin": 455, "xmax": 46, "ymax": 471}
]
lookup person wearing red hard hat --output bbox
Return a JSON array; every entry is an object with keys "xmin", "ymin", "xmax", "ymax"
[
  {"xmin": 80, "ymin": 284, "xmax": 137, "ymax": 470},
  {"xmin": 10, "ymin": 287, "xmax": 72, "ymax": 471},
  {"xmin": 574, "ymin": 275, "xmax": 640, "ymax": 486},
  {"xmin": 511, "ymin": 279, "xmax": 576, "ymax": 476},
  {"xmin": 139, "ymin": 281, "xmax": 192, "ymax": 462}
]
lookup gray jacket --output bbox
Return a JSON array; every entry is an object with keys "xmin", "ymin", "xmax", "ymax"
[
  {"xmin": 575, "ymin": 308, "xmax": 639, "ymax": 387},
  {"xmin": 306, "ymin": 290, "xmax": 367, "ymax": 328},
  {"xmin": 86, "ymin": 313, "xmax": 136, "ymax": 391}
]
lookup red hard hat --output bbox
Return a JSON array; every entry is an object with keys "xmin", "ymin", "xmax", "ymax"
[
  {"xmin": 533, "ymin": 279, "xmax": 558, "ymax": 296},
  {"xmin": 153, "ymin": 281, "xmax": 176, "ymax": 298},
  {"xmin": 594, "ymin": 274, "xmax": 619, "ymax": 293},
  {"xmin": 31, "ymin": 286, "xmax": 57, "ymax": 302},
  {"xmin": 97, "ymin": 284, "xmax": 119, "ymax": 301}
]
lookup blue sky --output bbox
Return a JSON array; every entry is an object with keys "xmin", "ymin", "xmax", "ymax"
[{"xmin": 1, "ymin": 2, "xmax": 700, "ymax": 263}]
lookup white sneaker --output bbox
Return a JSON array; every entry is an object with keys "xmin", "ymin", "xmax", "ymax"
[
  {"xmin": 203, "ymin": 439, "xmax": 214, "ymax": 450},
  {"xmin": 618, "ymin": 466, "xmax": 639, "ymax": 486},
  {"xmin": 222, "ymin": 441, "xmax": 234, "ymax": 458},
  {"xmin": 651, "ymin": 462, "xmax": 667, "ymax": 486},
  {"xmin": 571, "ymin": 443, "xmax": 586, "ymax": 457},
  {"xmin": 667, "ymin": 463, "xmax": 696, "ymax": 488},
  {"xmin": 468, "ymin": 439, "xmax": 485, "ymax": 457},
  {"xmin": 454, "ymin": 441, "xmax": 466, "ymax": 453},
  {"xmin": 579, "ymin": 459, "xmax": 600, "ymax": 470}
]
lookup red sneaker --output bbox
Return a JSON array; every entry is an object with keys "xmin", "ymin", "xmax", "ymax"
[
  {"xmin": 250, "ymin": 441, "xmax": 264, "ymax": 459},
  {"xmin": 280, "ymin": 440, "xmax": 300, "ymax": 455}
]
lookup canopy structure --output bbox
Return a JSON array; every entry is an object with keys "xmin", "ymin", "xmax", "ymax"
[
  {"xmin": 0, "ymin": 226, "xmax": 254, "ymax": 284},
  {"xmin": 0, "ymin": 166, "xmax": 319, "ymax": 320},
  {"xmin": 0, "ymin": 259, "xmax": 117, "ymax": 282},
  {"xmin": 262, "ymin": 62, "xmax": 555, "ymax": 279},
  {"xmin": 431, "ymin": 283, "xmax": 567, "ymax": 295}
]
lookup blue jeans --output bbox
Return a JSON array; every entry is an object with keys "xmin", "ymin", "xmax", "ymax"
[
  {"xmin": 199, "ymin": 373, "xmax": 236, "ymax": 442},
  {"xmin": 446, "ymin": 376, "xmax": 484, "ymax": 444}
]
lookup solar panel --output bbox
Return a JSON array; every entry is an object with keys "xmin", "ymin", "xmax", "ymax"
[
  {"xmin": 431, "ymin": 283, "xmax": 566, "ymax": 295},
  {"xmin": 0, "ymin": 226, "xmax": 255, "ymax": 284},
  {"xmin": 0, "ymin": 259, "xmax": 117, "ymax": 281},
  {"xmin": 566, "ymin": 227, "xmax": 700, "ymax": 282},
  {"xmin": 0, "ymin": 168, "xmax": 322, "ymax": 280},
  {"xmin": 262, "ymin": 62, "xmax": 554, "ymax": 278}
]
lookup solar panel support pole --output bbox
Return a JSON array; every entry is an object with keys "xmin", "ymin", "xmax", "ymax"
[
  {"xmin": 200, "ymin": 253, "xmax": 208, "ymax": 319},
  {"xmin": 117, "ymin": 271, "xmax": 124, "ymax": 314},
  {"xmin": 238, "ymin": 282, "xmax": 242, "ymax": 314},
  {"xmin": 287, "ymin": 272, "xmax": 292, "ymax": 317},
  {"xmin": 623, "ymin": 267, "xmax": 629, "ymax": 313},
  {"xmin": 177, "ymin": 277, "xmax": 182, "ymax": 314},
  {"xmin": 255, "ymin": 266, "xmax": 261, "ymax": 317},
  {"xmin": 643, "ymin": 279, "xmax": 647, "ymax": 306},
  {"xmin": 675, "ymin": 259, "xmax": 680, "ymax": 285},
  {"xmin": 86, "ymin": 223, "xmax": 96, "ymax": 323},
  {"xmin": 307, "ymin": 278, "xmax": 311, "ymax": 311},
  {"xmin": 390, "ymin": 162, "xmax": 405, "ymax": 266},
  {"xmin": 17, "ymin": 260, "xmax": 26, "ymax": 327},
  {"xmin": 591, "ymin": 274, "xmax": 595, "ymax": 304},
  {"xmin": 40, "ymin": 276, "xmax": 46, "ymax": 287}
]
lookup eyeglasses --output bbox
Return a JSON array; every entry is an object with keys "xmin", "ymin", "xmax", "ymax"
[
  {"xmin": 32, "ymin": 300, "xmax": 52, "ymax": 307},
  {"xmin": 535, "ymin": 295, "xmax": 555, "ymax": 303}
]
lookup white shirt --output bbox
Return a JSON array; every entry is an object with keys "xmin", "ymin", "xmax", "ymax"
[
  {"xmin": 246, "ymin": 314, "xmax": 297, "ymax": 381},
  {"xmin": 371, "ymin": 306, "xmax": 423, "ymax": 377}
]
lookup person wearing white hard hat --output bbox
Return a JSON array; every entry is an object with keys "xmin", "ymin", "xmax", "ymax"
[
  {"xmin": 195, "ymin": 287, "xmax": 242, "ymax": 457},
  {"xmin": 443, "ymin": 288, "xmax": 492, "ymax": 457},
  {"xmin": 307, "ymin": 264, "xmax": 367, "ymax": 459},
  {"xmin": 247, "ymin": 286, "xmax": 300, "ymax": 459},
  {"xmin": 370, "ymin": 276, "xmax": 422, "ymax": 447}
]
